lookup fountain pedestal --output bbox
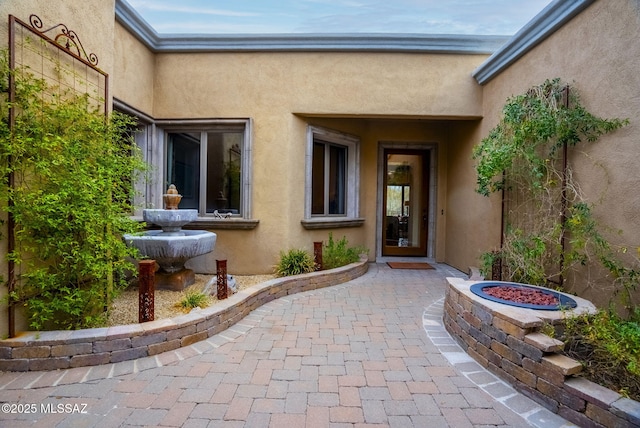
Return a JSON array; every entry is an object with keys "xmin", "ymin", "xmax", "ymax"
[{"xmin": 156, "ymin": 268, "xmax": 196, "ymax": 291}]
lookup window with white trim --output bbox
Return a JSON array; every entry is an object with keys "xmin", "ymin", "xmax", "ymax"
[{"xmin": 305, "ymin": 126, "xmax": 360, "ymax": 219}]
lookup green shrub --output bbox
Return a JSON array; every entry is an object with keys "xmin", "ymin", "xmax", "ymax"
[
  {"xmin": 322, "ymin": 233, "xmax": 368, "ymax": 270},
  {"xmin": 177, "ymin": 291, "xmax": 209, "ymax": 311},
  {"xmin": 473, "ymin": 79, "xmax": 635, "ymax": 302},
  {"xmin": 0, "ymin": 52, "xmax": 148, "ymax": 329},
  {"xmin": 275, "ymin": 249, "xmax": 316, "ymax": 277},
  {"xmin": 562, "ymin": 309, "xmax": 640, "ymax": 399}
]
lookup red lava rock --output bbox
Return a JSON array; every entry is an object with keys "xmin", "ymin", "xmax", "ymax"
[{"xmin": 483, "ymin": 286, "xmax": 558, "ymax": 306}]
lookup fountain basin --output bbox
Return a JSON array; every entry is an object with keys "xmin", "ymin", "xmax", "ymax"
[
  {"xmin": 143, "ymin": 209, "xmax": 198, "ymax": 233},
  {"xmin": 126, "ymin": 187, "xmax": 217, "ymax": 290},
  {"xmin": 124, "ymin": 230, "xmax": 216, "ymax": 273}
]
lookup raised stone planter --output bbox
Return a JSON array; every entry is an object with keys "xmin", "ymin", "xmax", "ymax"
[
  {"xmin": 0, "ymin": 260, "xmax": 368, "ymax": 372},
  {"xmin": 444, "ymin": 276, "xmax": 640, "ymax": 427}
]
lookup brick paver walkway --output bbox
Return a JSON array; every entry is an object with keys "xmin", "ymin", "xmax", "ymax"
[{"xmin": 0, "ymin": 263, "xmax": 575, "ymax": 427}]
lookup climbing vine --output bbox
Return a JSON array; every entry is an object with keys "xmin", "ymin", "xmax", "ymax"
[
  {"xmin": 474, "ymin": 78, "xmax": 626, "ymax": 197},
  {"xmin": 0, "ymin": 52, "xmax": 148, "ymax": 329},
  {"xmin": 473, "ymin": 78, "xmax": 638, "ymax": 309}
]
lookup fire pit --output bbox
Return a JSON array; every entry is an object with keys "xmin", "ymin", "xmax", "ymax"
[
  {"xmin": 470, "ymin": 281, "xmax": 577, "ymax": 310},
  {"xmin": 444, "ymin": 277, "xmax": 603, "ymax": 427}
]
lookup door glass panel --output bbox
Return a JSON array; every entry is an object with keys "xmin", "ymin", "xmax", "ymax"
[
  {"xmin": 383, "ymin": 151, "xmax": 427, "ymax": 256},
  {"xmin": 385, "ymin": 184, "xmax": 411, "ymax": 246}
]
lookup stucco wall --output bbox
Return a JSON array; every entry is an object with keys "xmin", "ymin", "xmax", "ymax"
[
  {"xmin": 112, "ymin": 21, "xmax": 154, "ymax": 114},
  {"xmin": 152, "ymin": 52, "xmax": 485, "ymax": 118},
  {"xmin": 479, "ymin": 0, "xmax": 640, "ymax": 305},
  {"xmin": 151, "ymin": 52, "xmax": 487, "ymax": 273},
  {"xmin": 444, "ymin": 120, "xmax": 503, "ymax": 272},
  {"xmin": 186, "ymin": 116, "xmax": 461, "ymax": 274}
]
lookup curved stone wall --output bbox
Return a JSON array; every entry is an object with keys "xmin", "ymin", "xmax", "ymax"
[
  {"xmin": 0, "ymin": 260, "xmax": 368, "ymax": 372},
  {"xmin": 444, "ymin": 277, "xmax": 640, "ymax": 427}
]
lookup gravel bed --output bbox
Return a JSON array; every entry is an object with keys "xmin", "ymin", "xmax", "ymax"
[{"xmin": 106, "ymin": 274, "xmax": 276, "ymax": 326}]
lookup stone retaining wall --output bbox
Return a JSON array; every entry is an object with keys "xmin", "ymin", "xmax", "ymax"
[
  {"xmin": 0, "ymin": 260, "xmax": 368, "ymax": 372},
  {"xmin": 444, "ymin": 277, "xmax": 640, "ymax": 428}
]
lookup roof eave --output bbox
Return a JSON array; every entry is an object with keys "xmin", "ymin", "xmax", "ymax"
[
  {"xmin": 115, "ymin": 0, "xmax": 508, "ymax": 54},
  {"xmin": 472, "ymin": 0, "xmax": 596, "ymax": 85}
]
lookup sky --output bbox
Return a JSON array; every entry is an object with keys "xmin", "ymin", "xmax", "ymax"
[{"xmin": 126, "ymin": 0, "xmax": 555, "ymax": 35}]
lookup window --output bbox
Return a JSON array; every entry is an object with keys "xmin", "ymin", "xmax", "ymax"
[
  {"xmin": 112, "ymin": 100, "xmax": 254, "ymax": 225},
  {"xmin": 161, "ymin": 120, "xmax": 251, "ymax": 218},
  {"xmin": 166, "ymin": 130, "xmax": 243, "ymax": 214},
  {"xmin": 305, "ymin": 126, "xmax": 360, "ymax": 222},
  {"xmin": 312, "ymin": 141, "xmax": 347, "ymax": 215}
]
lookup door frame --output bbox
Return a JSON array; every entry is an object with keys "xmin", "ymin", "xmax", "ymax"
[{"xmin": 376, "ymin": 142, "xmax": 438, "ymax": 259}]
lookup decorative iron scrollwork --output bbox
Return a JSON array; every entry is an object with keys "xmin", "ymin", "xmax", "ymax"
[{"xmin": 28, "ymin": 14, "xmax": 99, "ymax": 66}]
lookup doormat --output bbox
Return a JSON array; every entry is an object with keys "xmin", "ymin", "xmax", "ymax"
[{"xmin": 387, "ymin": 262, "xmax": 434, "ymax": 270}]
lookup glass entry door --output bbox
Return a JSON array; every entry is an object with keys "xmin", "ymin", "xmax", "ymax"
[{"xmin": 382, "ymin": 149, "xmax": 429, "ymax": 256}]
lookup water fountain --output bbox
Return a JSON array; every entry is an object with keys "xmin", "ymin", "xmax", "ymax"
[{"xmin": 124, "ymin": 185, "xmax": 217, "ymax": 291}]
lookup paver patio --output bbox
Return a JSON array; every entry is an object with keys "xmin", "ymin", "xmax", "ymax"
[{"xmin": 0, "ymin": 262, "xmax": 575, "ymax": 427}]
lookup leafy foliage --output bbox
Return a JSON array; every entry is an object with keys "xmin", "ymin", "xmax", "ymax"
[
  {"xmin": 274, "ymin": 249, "xmax": 316, "ymax": 277},
  {"xmin": 322, "ymin": 233, "xmax": 368, "ymax": 270},
  {"xmin": 473, "ymin": 78, "xmax": 627, "ymax": 197},
  {"xmin": 473, "ymin": 78, "xmax": 638, "ymax": 306},
  {"xmin": 562, "ymin": 309, "xmax": 640, "ymax": 400},
  {"xmin": 475, "ymin": 78, "xmax": 640, "ymax": 402},
  {"xmin": 0, "ymin": 53, "xmax": 148, "ymax": 329},
  {"xmin": 177, "ymin": 291, "xmax": 209, "ymax": 311}
]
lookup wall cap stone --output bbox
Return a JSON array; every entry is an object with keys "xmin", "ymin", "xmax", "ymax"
[
  {"xmin": 564, "ymin": 377, "xmax": 622, "ymax": 407},
  {"xmin": 611, "ymin": 397, "xmax": 640, "ymax": 426},
  {"xmin": 525, "ymin": 332, "xmax": 564, "ymax": 352},
  {"xmin": 541, "ymin": 354, "xmax": 583, "ymax": 376}
]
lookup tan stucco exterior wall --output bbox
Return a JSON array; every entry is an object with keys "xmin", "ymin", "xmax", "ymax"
[
  {"xmin": 150, "ymin": 52, "xmax": 488, "ymax": 273},
  {"xmin": 444, "ymin": 119, "xmax": 504, "ymax": 272},
  {"xmin": 112, "ymin": 22, "xmax": 154, "ymax": 114},
  {"xmin": 153, "ymin": 52, "xmax": 485, "ymax": 118},
  {"xmin": 479, "ymin": 0, "xmax": 640, "ymax": 304}
]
